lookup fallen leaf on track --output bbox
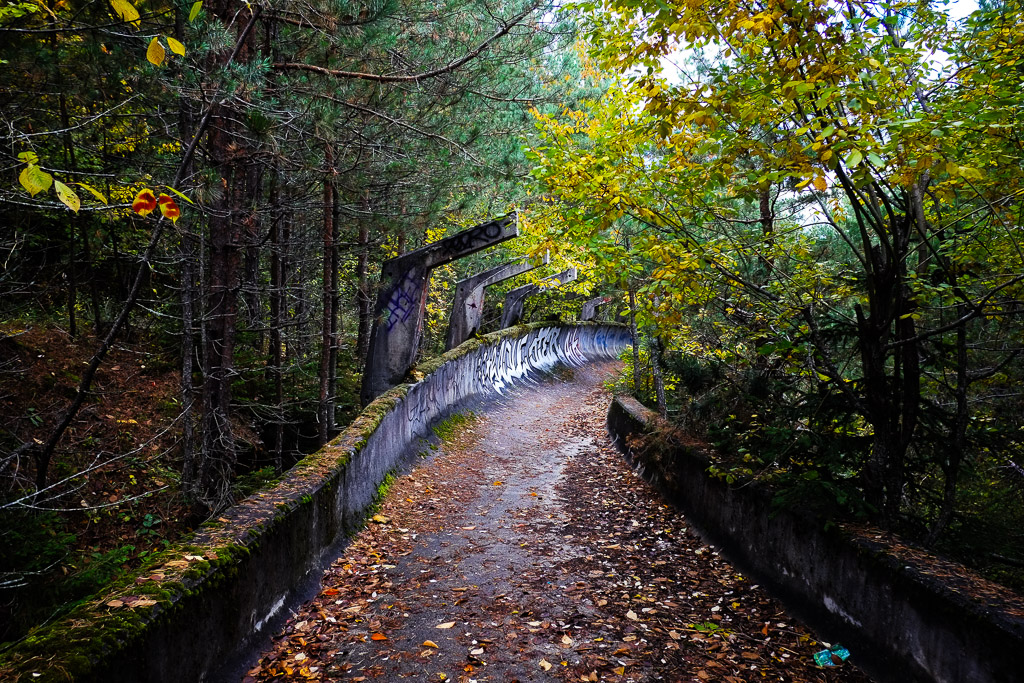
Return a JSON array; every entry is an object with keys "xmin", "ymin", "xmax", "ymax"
[{"xmin": 436, "ymin": 621, "xmax": 455, "ymax": 629}]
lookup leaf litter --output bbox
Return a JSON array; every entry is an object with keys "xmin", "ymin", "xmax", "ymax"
[{"xmin": 246, "ymin": 362, "xmax": 870, "ymax": 682}]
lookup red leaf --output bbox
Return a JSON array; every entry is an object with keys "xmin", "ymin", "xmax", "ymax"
[
  {"xmin": 157, "ymin": 193, "xmax": 180, "ymax": 222},
  {"xmin": 132, "ymin": 189, "xmax": 157, "ymax": 216}
]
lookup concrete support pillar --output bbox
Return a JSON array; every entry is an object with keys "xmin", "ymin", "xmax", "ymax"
[
  {"xmin": 581, "ymin": 296, "xmax": 612, "ymax": 321},
  {"xmin": 444, "ymin": 252, "xmax": 549, "ymax": 351},
  {"xmin": 361, "ymin": 215, "xmax": 517, "ymax": 404},
  {"xmin": 500, "ymin": 267, "xmax": 577, "ymax": 328}
]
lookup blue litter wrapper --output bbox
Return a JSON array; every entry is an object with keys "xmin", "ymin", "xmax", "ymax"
[{"xmin": 813, "ymin": 644, "xmax": 851, "ymax": 667}]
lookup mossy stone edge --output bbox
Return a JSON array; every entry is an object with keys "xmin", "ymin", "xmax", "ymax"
[{"xmin": 0, "ymin": 322, "xmax": 628, "ymax": 682}]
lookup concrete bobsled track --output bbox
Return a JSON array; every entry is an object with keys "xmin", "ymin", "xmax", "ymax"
[
  {"xmin": 607, "ymin": 395, "xmax": 1024, "ymax": 683},
  {"xmin": 0, "ymin": 322, "xmax": 630, "ymax": 683}
]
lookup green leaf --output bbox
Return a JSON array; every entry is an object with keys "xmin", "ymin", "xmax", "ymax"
[
  {"xmin": 54, "ymin": 180, "xmax": 81, "ymax": 213},
  {"xmin": 846, "ymin": 148, "xmax": 863, "ymax": 167},
  {"xmin": 161, "ymin": 185, "xmax": 195, "ymax": 204},
  {"xmin": 19, "ymin": 164, "xmax": 53, "ymax": 197},
  {"xmin": 188, "ymin": 1, "xmax": 202, "ymax": 22},
  {"xmin": 17, "ymin": 151, "xmax": 38, "ymax": 164},
  {"xmin": 109, "ymin": 0, "xmax": 141, "ymax": 28},
  {"xmin": 867, "ymin": 153, "xmax": 884, "ymax": 167}
]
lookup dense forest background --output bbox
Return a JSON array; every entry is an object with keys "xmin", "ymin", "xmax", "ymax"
[
  {"xmin": 0, "ymin": 0, "xmax": 597, "ymax": 643},
  {"xmin": 3, "ymin": 0, "xmax": 1024, "ymax": 653},
  {"xmin": 526, "ymin": 0, "xmax": 1024, "ymax": 594}
]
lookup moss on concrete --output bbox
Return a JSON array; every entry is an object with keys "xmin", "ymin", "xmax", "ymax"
[{"xmin": 0, "ymin": 322, "xmax": 629, "ymax": 682}]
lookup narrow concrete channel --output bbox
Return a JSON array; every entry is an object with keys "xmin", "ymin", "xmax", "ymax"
[{"xmin": 246, "ymin": 362, "xmax": 870, "ymax": 682}]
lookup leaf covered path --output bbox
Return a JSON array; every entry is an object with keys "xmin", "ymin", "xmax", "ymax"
[{"xmin": 246, "ymin": 362, "xmax": 870, "ymax": 682}]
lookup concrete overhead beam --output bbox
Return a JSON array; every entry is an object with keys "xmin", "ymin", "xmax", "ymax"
[
  {"xmin": 581, "ymin": 296, "xmax": 612, "ymax": 321},
  {"xmin": 444, "ymin": 252, "xmax": 549, "ymax": 351},
  {"xmin": 500, "ymin": 266, "xmax": 577, "ymax": 329},
  {"xmin": 361, "ymin": 215, "xmax": 518, "ymax": 404}
]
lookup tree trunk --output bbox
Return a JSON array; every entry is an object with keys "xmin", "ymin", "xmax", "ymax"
[
  {"xmin": 201, "ymin": 155, "xmax": 244, "ymax": 508},
  {"xmin": 652, "ymin": 336, "xmax": 667, "ymax": 418},
  {"xmin": 356, "ymin": 218, "xmax": 371, "ymax": 369},
  {"xmin": 318, "ymin": 150, "xmax": 336, "ymax": 445},
  {"xmin": 927, "ymin": 303, "xmax": 969, "ymax": 545},
  {"xmin": 179, "ymin": 219, "xmax": 200, "ymax": 498},
  {"xmin": 858, "ymin": 213, "xmax": 920, "ymax": 524},
  {"xmin": 267, "ymin": 166, "xmax": 285, "ymax": 470},
  {"xmin": 628, "ymin": 287, "xmax": 641, "ymax": 396},
  {"xmin": 66, "ymin": 220, "xmax": 77, "ymax": 339},
  {"xmin": 196, "ymin": 0, "xmax": 259, "ymax": 510},
  {"xmin": 328, "ymin": 182, "xmax": 340, "ymax": 434},
  {"xmin": 758, "ymin": 186, "xmax": 774, "ymax": 277}
]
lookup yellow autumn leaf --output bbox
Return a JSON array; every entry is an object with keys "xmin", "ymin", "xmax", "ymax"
[
  {"xmin": 75, "ymin": 182, "xmax": 107, "ymax": 204},
  {"xmin": 147, "ymin": 36, "xmax": 165, "ymax": 66},
  {"xmin": 166, "ymin": 36, "xmax": 186, "ymax": 56},
  {"xmin": 109, "ymin": 0, "xmax": 140, "ymax": 28},
  {"xmin": 188, "ymin": 1, "xmax": 202, "ymax": 22},
  {"xmin": 19, "ymin": 164, "xmax": 53, "ymax": 197},
  {"xmin": 813, "ymin": 176, "xmax": 827, "ymax": 191},
  {"xmin": 422, "ymin": 640, "xmax": 439, "ymax": 648},
  {"xmin": 435, "ymin": 621, "xmax": 456, "ymax": 629},
  {"xmin": 161, "ymin": 184, "xmax": 196, "ymax": 204},
  {"xmin": 54, "ymin": 180, "xmax": 81, "ymax": 212}
]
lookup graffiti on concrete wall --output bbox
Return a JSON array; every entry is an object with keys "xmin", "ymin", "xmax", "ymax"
[
  {"xmin": 399, "ymin": 324, "xmax": 630, "ymax": 429},
  {"xmin": 441, "ymin": 219, "xmax": 506, "ymax": 258},
  {"xmin": 384, "ymin": 270, "xmax": 421, "ymax": 333}
]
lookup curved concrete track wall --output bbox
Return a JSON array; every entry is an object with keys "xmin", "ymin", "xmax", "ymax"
[
  {"xmin": 0, "ymin": 323, "xmax": 630, "ymax": 683},
  {"xmin": 608, "ymin": 395, "xmax": 1024, "ymax": 683}
]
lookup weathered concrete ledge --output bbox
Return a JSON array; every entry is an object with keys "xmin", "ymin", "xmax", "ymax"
[
  {"xmin": 607, "ymin": 395, "xmax": 1024, "ymax": 683},
  {"xmin": 0, "ymin": 323, "xmax": 629, "ymax": 683}
]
